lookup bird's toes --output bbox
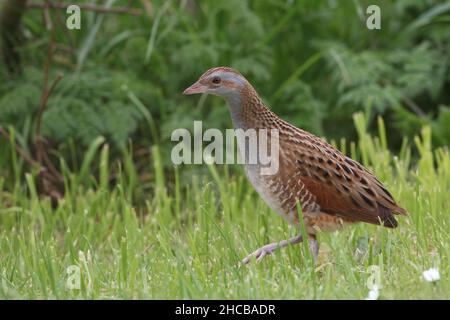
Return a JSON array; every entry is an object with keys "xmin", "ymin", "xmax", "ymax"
[
  {"xmin": 242, "ymin": 255, "xmax": 252, "ymax": 265},
  {"xmin": 256, "ymin": 250, "xmax": 269, "ymax": 263},
  {"xmin": 242, "ymin": 250, "xmax": 261, "ymax": 265},
  {"xmin": 242, "ymin": 247, "xmax": 273, "ymax": 265}
]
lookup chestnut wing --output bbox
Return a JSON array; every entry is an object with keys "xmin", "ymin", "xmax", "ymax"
[{"xmin": 283, "ymin": 135, "xmax": 407, "ymax": 228}]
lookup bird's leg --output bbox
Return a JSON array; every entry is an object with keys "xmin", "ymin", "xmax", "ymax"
[
  {"xmin": 308, "ymin": 234, "xmax": 319, "ymax": 262},
  {"xmin": 242, "ymin": 234, "xmax": 319, "ymax": 264},
  {"xmin": 242, "ymin": 234, "xmax": 303, "ymax": 264}
]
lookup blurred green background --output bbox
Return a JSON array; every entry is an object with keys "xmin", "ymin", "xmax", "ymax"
[{"xmin": 1, "ymin": 0, "xmax": 449, "ymax": 190}]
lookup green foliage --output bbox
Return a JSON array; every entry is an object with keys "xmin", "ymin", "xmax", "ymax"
[
  {"xmin": 321, "ymin": 41, "xmax": 448, "ymax": 124},
  {"xmin": 0, "ymin": 67, "xmax": 157, "ymax": 149},
  {"xmin": 432, "ymin": 106, "xmax": 450, "ymax": 146}
]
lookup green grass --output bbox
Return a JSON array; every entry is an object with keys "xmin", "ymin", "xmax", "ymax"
[{"xmin": 0, "ymin": 114, "xmax": 448, "ymax": 299}]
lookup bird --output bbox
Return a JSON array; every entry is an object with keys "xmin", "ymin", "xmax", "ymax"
[{"xmin": 183, "ymin": 66, "xmax": 408, "ymax": 264}]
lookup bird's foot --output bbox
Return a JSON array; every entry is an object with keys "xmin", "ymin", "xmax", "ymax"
[
  {"xmin": 242, "ymin": 234, "xmax": 319, "ymax": 265},
  {"xmin": 242, "ymin": 234, "xmax": 304, "ymax": 264},
  {"xmin": 242, "ymin": 242, "xmax": 281, "ymax": 264}
]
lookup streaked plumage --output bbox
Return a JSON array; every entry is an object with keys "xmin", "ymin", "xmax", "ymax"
[{"xmin": 184, "ymin": 66, "xmax": 408, "ymax": 263}]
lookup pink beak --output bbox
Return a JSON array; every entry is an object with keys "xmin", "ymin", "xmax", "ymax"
[{"xmin": 183, "ymin": 81, "xmax": 207, "ymax": 95}]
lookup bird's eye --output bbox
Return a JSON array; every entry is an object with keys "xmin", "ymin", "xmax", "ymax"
[{"xmin": 212, "ymin": 76, "xmax": 221, "ymax": 84}]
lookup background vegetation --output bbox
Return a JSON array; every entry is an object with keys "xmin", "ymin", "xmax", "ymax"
[{"xmin": 0, "ymin": 0, "xmax": 449, "ymax": 299}]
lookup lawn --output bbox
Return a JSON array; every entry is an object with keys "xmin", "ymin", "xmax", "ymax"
[{"xmin": 0, "ymin": 115, "xmax": 448, "ymax": 299}]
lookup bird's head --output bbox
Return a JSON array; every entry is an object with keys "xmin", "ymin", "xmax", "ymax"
[{"xmin": 183, "ymin": 67, "xmax": 247, "ymax": 100}]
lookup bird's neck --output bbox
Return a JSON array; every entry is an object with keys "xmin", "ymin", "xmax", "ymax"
[
  {"xmin": 225, "ymin": 91, "xmax": 246, "ymax": 130},
  {"xmin": 225, "ymin": 83, "xmax": 277, "ymax": 130}
]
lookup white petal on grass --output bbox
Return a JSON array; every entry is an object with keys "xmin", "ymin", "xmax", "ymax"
[
  {"xmin": 422, "ymin": 268, "xmax": 440, "ymax": 282},
  {"xmin": 365, "ymin": 285, "xmax": 379, "ymax": 300}
]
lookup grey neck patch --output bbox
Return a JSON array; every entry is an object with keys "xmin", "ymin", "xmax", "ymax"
[{"xmin": 225, "ymin": 93, "xmax": 246, "ymax": 130}]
